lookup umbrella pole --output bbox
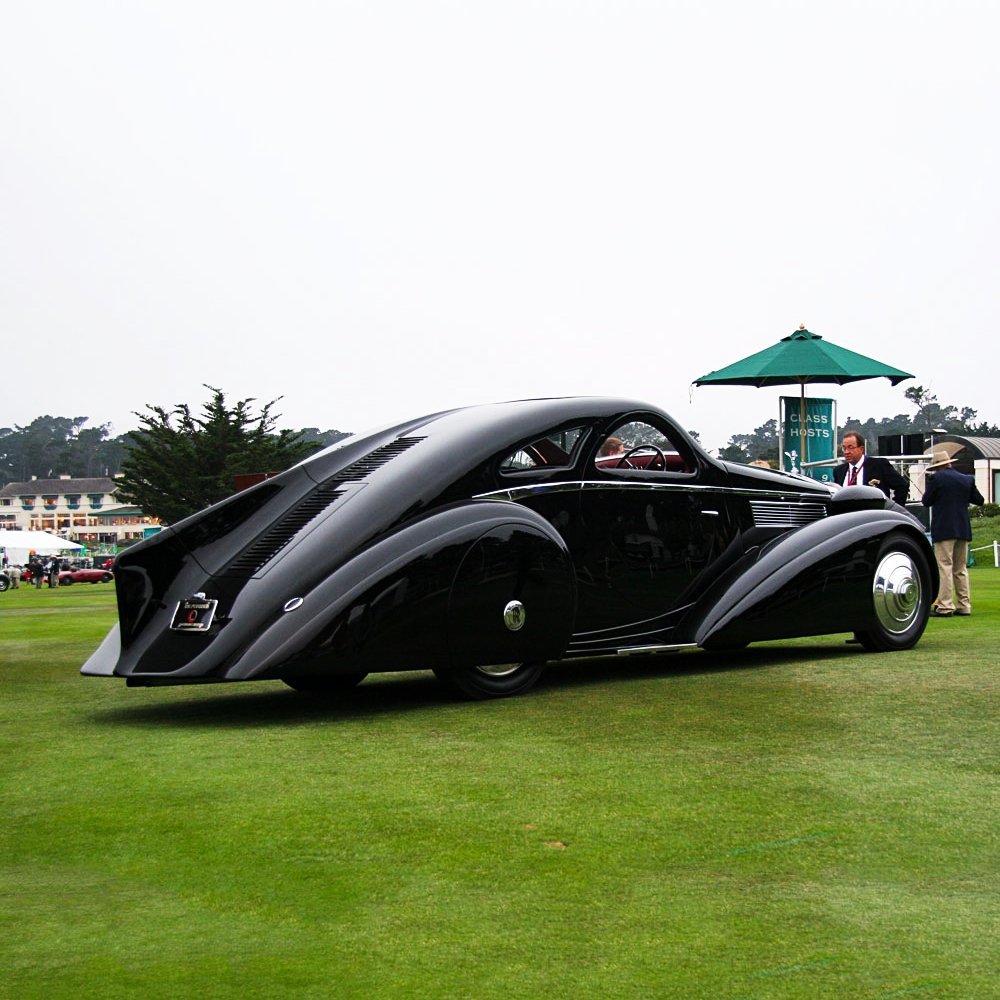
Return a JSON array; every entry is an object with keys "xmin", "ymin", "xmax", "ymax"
[{"xmin": 799, "ymin": 383, "xmax": 808, "ymax": 473}]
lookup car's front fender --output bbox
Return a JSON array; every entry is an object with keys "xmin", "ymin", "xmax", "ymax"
[{"xmin": 689, "ymin": 509, "xmax": 935, "ymax": 648}]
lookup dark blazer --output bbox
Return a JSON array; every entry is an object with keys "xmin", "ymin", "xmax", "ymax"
[
  {"xmin": 922, "ymin": 467, "xmax": 985, "ymax": 542},
  {"xmin": 834, "ymin": 455, "xmax": 909, "ymax": 504}
]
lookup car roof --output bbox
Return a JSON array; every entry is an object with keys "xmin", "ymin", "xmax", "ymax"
[{"xmin": 302, "ymin": 396, "xmax": 690, "ymax": 471}]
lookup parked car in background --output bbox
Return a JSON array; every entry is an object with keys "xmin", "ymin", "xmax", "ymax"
[
  {"xmin": 59, "ymin": 567, "xmax": 114, "ymax": 585},
  {"xmin": 83, "ymin": 396, "xmax": 935, "ymax": 699}
]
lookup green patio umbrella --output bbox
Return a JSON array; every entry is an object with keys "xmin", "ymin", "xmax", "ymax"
[{"xmin": 693, "ymin": 325, "xmax": 913, "ymax": 462}]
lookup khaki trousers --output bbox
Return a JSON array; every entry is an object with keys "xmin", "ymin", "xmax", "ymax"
[{"xmin": 933, "ymin": 539, "xmax": 971, "ymax": 613}]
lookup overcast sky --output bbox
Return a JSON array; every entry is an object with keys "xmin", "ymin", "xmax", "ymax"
[{"xmin": 3, "ymin": 1, "xmax": 997, "ymax": 455}]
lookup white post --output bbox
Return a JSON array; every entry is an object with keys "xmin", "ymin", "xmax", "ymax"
[{"xmin": 994, "ymin": 539, "xmax": 999, "ymax": 568}]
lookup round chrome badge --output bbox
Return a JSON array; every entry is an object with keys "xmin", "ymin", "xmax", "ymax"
[{"xmin": 503, "ymin": 600, "xmax": 526, "ymax": 631}]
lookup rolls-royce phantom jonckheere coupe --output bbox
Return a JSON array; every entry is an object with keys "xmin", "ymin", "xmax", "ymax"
[{"xmin": 83, "ymin": 397, "xmax": 934, "ymax": 699}]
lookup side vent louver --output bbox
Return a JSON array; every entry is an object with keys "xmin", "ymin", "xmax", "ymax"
[
  {"xmin": 221, "ymin": 436, "xmax": 426, "ymax": 578},
  {"xmin": 224, "ymin": 485, "xmax": 347, "ymax": 576},
  {"xmin": 750, "ymin": 500, "xmax": 827, "ymax": 528},
  {"xmin": 326, "ymin": 436, "xmax": 426, "ymax": 483}
]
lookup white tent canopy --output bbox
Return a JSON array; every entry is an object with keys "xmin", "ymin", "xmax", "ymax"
[{"xmin": 0, "ymin": 529, "xmax": 84, "ymax": 566}]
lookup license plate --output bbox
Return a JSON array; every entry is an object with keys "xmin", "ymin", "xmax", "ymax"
[{"xmin": 171, "ymin": 597, "xmax": 219, "ymax": 632}]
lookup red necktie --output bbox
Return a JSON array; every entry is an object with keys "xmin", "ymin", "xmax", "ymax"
[{"xmin": 848, "ymin": 465, "xmax": 858, "ymax": 486}]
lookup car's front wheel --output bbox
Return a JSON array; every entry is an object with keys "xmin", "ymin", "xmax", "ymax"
[
  {"xmin": 433, "ymin": 661, "xmax": 544, "ymax": 700},
  {"xmin": 282, "ymin": 672, "xmax": 368, "ymax": 694},
  {"xmin": 99, "ymin": 573, "xmax": 113, "ymax": 583},
  {"xmin": 856, "ymin": 533, "xmax": 932, "ymax": 651}
]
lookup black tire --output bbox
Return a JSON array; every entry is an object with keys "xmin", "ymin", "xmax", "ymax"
[
  {"xmin": 855, "ymin": 533, "xmax": 932, "ymax": 652},
  {"xmin": 0, "ymin": 576, "xmax": 9, "ymax": 592},
  {"xmin": 282, "ymin": 672, "xmax": 368, "ymax": 694},
  {"xmin": 433, "ymin": 661, "xmax": 544, "ymax": 700},
  {"xmin": 100, "ymin": 573, "xmax": 113, "ymax": 583},
  {"xmin": 61, "ymin": 577, "xmax": 74, "ymax": 586}
]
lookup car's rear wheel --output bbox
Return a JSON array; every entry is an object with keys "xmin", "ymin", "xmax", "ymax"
[
  {"xmin": 282, "ymin": 672, "xmax": 368, "ymax": 694},
  {"xmin": 433, "ymin": 661, "xmax": 544, "ymax": 700},
  {"xmin": 0, "ymin": 576, "xmax": 9, "ymax": 592},
  {"xmin": 100, "ymin": 573, "xmax": 113, "ymax": 583},
  {"xmin": 856, "ymin": 533, "xmax": 932, "ymax": 651},
  {"xmin": 61, "ymin": 577, "xmax": 74, "ymax": 586}
]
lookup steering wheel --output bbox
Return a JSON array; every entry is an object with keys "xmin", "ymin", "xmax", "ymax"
[{"xmin": 616, "ymin": 446, "xmax": 666, "ymax": 471}]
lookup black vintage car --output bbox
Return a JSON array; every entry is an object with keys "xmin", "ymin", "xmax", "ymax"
[{"xmin": 82, "ymin": 397, "xmax": 935, "ymax": 698}]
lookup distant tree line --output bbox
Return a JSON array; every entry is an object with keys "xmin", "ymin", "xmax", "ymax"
[
  {"xmin": 4, "ymin": 383, "xmax": 997, "ymax": 522},
  {"xmin": 717, "ymin": 385, "xmax": 1000, "ymax": 465},
  {"xmin": 0, "ymin": 416, "xmax": 130, "ymax": 486},
  {"xmin": 0, "ymin": 388, "xmax": 349, "ymax": 524}
]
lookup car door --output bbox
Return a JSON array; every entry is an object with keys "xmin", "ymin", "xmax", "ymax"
[{"xmin": 572, "ymin": 416, "xmax": 739, "ymax": 643}]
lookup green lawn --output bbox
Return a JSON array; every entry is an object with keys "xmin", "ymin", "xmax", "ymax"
[
  {"xmin": 1, "ymin": 574, "xmax": 997, "ymax": 999},
  {"xmin": 970, "ymin": 513, "xmax": 1000, "ymax": 566}
]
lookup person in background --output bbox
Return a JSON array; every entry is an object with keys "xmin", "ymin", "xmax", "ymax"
[
  {"xmin": 834, "ymin": 432, "xmax": 910, "ymax": 504},
  {"xmin": 922, "ymin": 449, "xmax": 985, "ymax": 617},
  {"xmin": 598, "ymin": 436, "xmax": 625, "ymax": 457},
  {"xmin": 7, "ymin": 564, "xmax": 21, "ymax": 588}
]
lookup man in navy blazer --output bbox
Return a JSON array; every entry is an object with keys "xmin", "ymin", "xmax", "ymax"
[
  {"xmin": 834, "ymin": 432, "xmax": 909, "ymax": 504},
  {"xmin": 922, "ymin": 449, "xmax": 985, "ymax": 616}
]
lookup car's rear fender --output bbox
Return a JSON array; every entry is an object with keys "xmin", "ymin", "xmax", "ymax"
[
  {"xmin": 688, "ymin": 510, "xmax": 935, "ymax": 648},
  {"xmin": 227, "ymin": 500, "xmax": 576, "ymax": 681}
]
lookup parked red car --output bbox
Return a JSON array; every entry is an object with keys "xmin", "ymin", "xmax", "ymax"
[{"xmin": 59, "ymin": 568, "xmax": 114, "ymax": 585}]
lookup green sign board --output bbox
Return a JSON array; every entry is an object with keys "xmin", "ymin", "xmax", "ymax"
[{"xmin": 779, "ymin": 396, "xmax": 837, "ymax": 483}]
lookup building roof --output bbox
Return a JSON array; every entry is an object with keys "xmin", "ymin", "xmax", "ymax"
[
  {"xmin": 0, "ymin": 477, "xmax": 119, "ymax": 498},
  {"xmin": 91, "ymin": 506, "xmax": 145, "ymax": 519},
  {"xmin": 930, "ymin": 436, "xmax": 1000, "ymax": 460}
]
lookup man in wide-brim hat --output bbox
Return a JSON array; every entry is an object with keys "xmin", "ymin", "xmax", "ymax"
[{"xmin": 922, "ymin": 449, "xmax": 985, "ymax": 617}]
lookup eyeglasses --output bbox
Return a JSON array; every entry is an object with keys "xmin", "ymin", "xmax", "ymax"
[{"xmin": 841, "ymin": 444, "xmax": 861, "ymax": 452}]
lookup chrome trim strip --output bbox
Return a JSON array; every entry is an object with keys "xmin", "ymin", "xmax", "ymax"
[
  {"xmin": 560, "ymin": 642, "xmax": 697, "ymax": 659},
  {"xmin": 571, "ymin": 608, "xmax": 683, "ymax": 639},
  {"xmin": 475, "ymin": 480, "xmax": 833, "ymax": 503},
  {"xmin": 615, "ymin": 643, "xmax": 697, "ymax": 655}
]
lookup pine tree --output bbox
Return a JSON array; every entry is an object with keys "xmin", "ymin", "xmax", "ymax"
[{"xmin": 116, "ymin": 386, "xmax": 318, "ymax": 524}]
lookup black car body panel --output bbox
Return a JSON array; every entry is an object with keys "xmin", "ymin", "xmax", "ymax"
[{"xmin": 82, "ymin": 397, "xmax": 936, "ymax": 693}]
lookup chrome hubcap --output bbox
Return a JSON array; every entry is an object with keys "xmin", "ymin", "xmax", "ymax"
[
  {"xmin": 873, "ymin": 551, "xmax": 921, "ymax": 633},
  {"xmin": 474, "ymin": 663, "xmax": 523, "ymax": 678},
  {"xmin": 503, "ymin": 600, "xmax": 526, "ymax": 631}
]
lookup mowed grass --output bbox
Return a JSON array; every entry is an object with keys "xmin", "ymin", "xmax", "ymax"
[{"xmin": 1, "ymin": 574, "xmax": 997, "ymax": 999}]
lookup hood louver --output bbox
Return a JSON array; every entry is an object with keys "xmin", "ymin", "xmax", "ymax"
[
  {"xmin": 223, "ymin": 484, "xmax": 347, "ymax": 576},
  {"xmin": 326, "ymin": 436, "xmax": 426, "ymax": 482},
  {"xmin": 221, "ymin": 436, "xmax": 426, "ymax": 578},
  {"xmin": 750, "ymin": 499, "xmax": 827, "ymax": 528}
]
